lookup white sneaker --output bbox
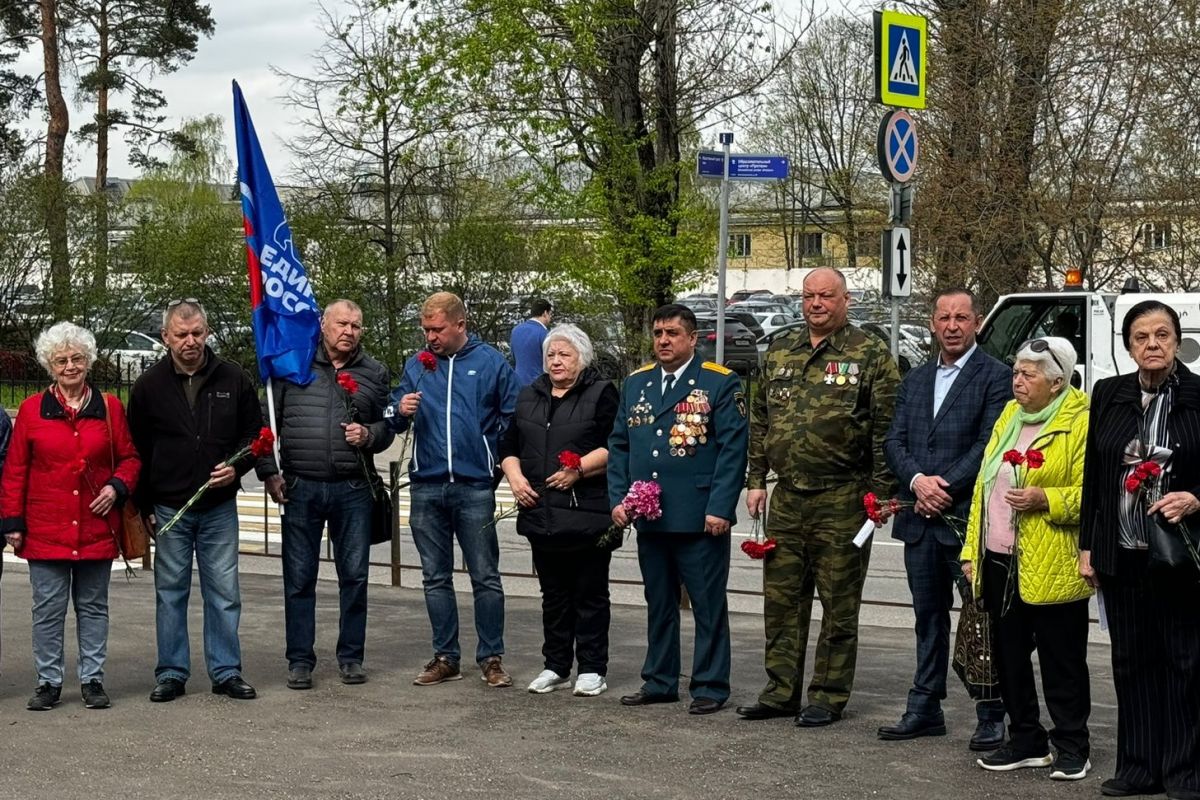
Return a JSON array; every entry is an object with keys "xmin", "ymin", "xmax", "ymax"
[
  {"xmin": 573, "ymin": 673, "xmax": 607, "ymax": 697},
  {"xmin": 527, "ymin": 670, "xmax": 571, "ymax": 694}
]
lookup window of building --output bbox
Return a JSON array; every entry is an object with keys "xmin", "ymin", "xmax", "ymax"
[
  {"xmin": 1140, "ymin": 221, "xmax": 1173, "ymax": 251},
  {"xmin": 729, "ymin": 233, "xmax": 751, "ymax": 258},
  {"xmin": 796, "ymin": 231, "xmax": 823, "ymax": 257}
]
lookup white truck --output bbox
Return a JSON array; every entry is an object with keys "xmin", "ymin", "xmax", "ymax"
[{"xmin": 977, "ymin": 282, "xmax": 1200, "ymax": 391}]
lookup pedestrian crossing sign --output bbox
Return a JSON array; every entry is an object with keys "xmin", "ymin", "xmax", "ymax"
[{"xmin": 874, "ymin": 10, "xmax": 927, "ymax": 110}]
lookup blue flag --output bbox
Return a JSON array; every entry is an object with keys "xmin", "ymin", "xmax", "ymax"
[{"xmin": 233, "ymin": 80, "xmax": 320, "ymax": 385}]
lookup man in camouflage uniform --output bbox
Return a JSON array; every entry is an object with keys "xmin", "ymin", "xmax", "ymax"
[{"xmin": 736, "ymin": 267, "xmax": 900, "ymax": 727}]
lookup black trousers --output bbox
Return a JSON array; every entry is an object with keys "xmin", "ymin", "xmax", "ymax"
[
  {"xmin": 982, "ymin": 552, "xmax": 1091, "ymax": 757},
  {"xmin": 530, "ymin": 542, "xmax": 612, "ymax": 676},
  {"xmin": 1103, "ymin": 549, "xmax": 1200, "ymax": 792}
]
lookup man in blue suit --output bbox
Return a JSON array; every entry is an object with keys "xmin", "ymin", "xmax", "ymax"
[
  {"xmin": 881, "ymin": 288, "xmax": 1010, "ymax": 749},
  {"xmin": 608, "ymin": 304, "xmax": 749, "ymax": 715}
]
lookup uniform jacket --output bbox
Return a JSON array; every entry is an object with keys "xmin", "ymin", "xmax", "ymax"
[
  {"xmin": 504, "ymin": 368, "xmax": 618, "ymax": 540},
  {"xmin": 256, "ymin": 345, "xmax": 395, "ymax": 481},
  {"xmin": 961, "ymin": 387, "xmax": 1093, "ymax": 605},
  {"xmin": 884, "ymin": 347, "xmax": 1011, "ymax": 546},
  {"xmin": 128, "ymin": 348, "xmax": 263, "ymax": 511},
  {"xmin": 387, "ymin": 335, "xmax": 521, "ymax": 486},
  {"xmin": 0, "ymin": 389, "xmax": 140, "ymax": 560},
  {"xmin": 608, "ymin": 358, "xmax": 748, "ymax": 533},
  {"xmin": 748, "ymin": 323, "xmax": 899, "ymax": 497},
  {"xmin": 1080, "ymin": 362, "xmax": 1200, "ymax": 575}
]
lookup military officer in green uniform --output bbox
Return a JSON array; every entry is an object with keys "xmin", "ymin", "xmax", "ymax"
[
  {"xmin": 608, "ymin": 304, "xmax": 749, "ymax": 715},
  {"xmin": 737, "ymin": 267, "xmax": 899, "ymax": 727}
]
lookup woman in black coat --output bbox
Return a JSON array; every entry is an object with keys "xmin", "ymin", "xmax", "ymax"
[
  {"xmin": 1079, "ymin": 300, "xmax": 1200, "ymax": 800},
  {"xmin": 499, "ymin": 323, "xmax": 619, "ymax": 697}
]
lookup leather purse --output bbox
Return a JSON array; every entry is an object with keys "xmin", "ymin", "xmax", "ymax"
[
  {"xmin": 1147, "ymin": 512, "xmax": 1200, "ymax": 571},
  {"xmin": 369, "ymin": 470, "xmax": 393, "ymax": 545},
  {"xmin": 952, "ymin": 574, "xmax": 1000, "ymax": 701},
  {"xmin": 103, "ymin": 394, "xmax": 152, "ymax": 560}
]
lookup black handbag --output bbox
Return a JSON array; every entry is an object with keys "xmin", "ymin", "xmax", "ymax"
[
  {"xmin": 369, "ymin": 471, "xmax": 393, "ymax": 545},
  {"xmin": 952, "ymin": 574, "xmax": 1000, "ymax": 702},
  {"xmin": 1146, "ymin": 512, "xmax": 1200, "ymax": 571}
]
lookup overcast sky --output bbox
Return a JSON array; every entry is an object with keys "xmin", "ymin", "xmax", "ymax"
[{"xmin": 15, "ymin": 0, "xmax": 854, "ymax": 184}]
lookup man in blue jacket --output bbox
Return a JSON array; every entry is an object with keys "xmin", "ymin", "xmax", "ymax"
[
  {"xmin": 608, "ymin": 304, "xmax": 749, "ymax": 715},
  {"xmin": 880, "ymin": 288, "xmax": 1010, "ymax": 749},
  {"xmin": 388, "ymin": 292, "xmax": 521, "ymax": 688},
  {"xmin": 510, "ymin": 298, "xmax": 552, "ymax": 385}
]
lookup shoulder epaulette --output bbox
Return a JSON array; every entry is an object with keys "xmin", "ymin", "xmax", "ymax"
[
  {"xmin": 630, "ymin": 362, "xmax": 656, "ymax": 375},
  {"xmin": 702, "ymin": 361, "xmax": 733, "ymax": 375}
]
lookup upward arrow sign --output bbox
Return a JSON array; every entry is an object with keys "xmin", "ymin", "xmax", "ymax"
[{"xmin": 896, "ymin": 232, "xmax": 908, "ymax": 289}]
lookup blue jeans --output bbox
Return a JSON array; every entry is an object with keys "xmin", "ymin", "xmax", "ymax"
[
  {"xmin": 28, "ymin": 560, "xmax": 111, "ymax": 685},
  {"xmin": 281, "ymin": 475, "xmax": 373, "ymax": 669},
  {"xmin": 153, "ymin": 500, "xmax": 243, "ymax": 684},
  {"xmin": 409, "ymin": 482, "xmax": 504, "ymax": 664}
]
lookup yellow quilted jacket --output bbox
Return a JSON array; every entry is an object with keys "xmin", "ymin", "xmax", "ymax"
[{"xmin": 961, "ymin": 387, "xmax": 1093, "ymax": 605}]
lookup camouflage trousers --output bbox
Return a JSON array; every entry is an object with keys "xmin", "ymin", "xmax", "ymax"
[{"xmin": 757, "ymin": 482, "xmax": 871, "ymax": 714}]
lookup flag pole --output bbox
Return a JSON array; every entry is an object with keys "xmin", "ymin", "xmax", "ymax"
[{"xmin": 265, "ymin": 375, "xmax": 284, "ymax": 516}]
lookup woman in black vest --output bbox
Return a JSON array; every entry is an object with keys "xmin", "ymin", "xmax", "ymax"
[
  {"xmin": 500, "ymin": 323, "xmax": 619, "ymax": 697},
  {"xmin": 1079, "ymin": 300, "xmax": 1200, "ymax": 800}
]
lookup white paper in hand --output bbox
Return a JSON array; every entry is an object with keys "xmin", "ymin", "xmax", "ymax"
[
  {"xmin": 1097, "ymin": 589, "xmax": 1108, "ymax": 632},
  {"xmin": 853, "ymin": 519, "xmax": 875, "ymax": 548}
]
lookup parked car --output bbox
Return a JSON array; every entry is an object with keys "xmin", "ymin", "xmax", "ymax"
[
  {"xmin": 752, "ymin": 311, "xmax": 799, "ymax": 337},
  {"xmin": 95, "ymin": 330, "xmax": 166, "ymax": 380},
  {"xmin": 728, "ymin": 289, "xmax": 772, "ymax": 305},
  {"xmin": 678, "ymin": 296, "xmax": 719, "ymax": 314},
  {"xmin": 694, "ymin": 313, "xmax": 760, "ymax": 376},
  {"xmin": 730, "ymin": 300, "xmax": 793, "ymax": 316}
]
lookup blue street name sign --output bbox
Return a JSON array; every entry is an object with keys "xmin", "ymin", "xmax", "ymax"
[{"xmin": 697, "ymin": 151, "xmax": 790, "ymax": 181}]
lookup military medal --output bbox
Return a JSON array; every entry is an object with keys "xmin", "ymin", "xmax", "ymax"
[
  {"xmin": 848, "ymin": 363, "xmax": 860, "ymax": 385},
  {"xmin": 836, "ymin": 362, "xmax": 848, "ymax": 385},
  {"xmin": 824, "ymin": 363, "xmax": 838, "ymax": 385}
]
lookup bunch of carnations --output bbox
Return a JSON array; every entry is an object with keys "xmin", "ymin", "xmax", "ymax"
[
  {"xmin": 740, "ymin": 515, "xmax": 776, "ymax": 559},
  {"xmin": 1124, "ymin": 460, "xmax": 1162, "ymax": 494},
  {"xmin": 396, "ymin": 350, "xmax": 440, "ymax": 490},
  {"xmin": 158, "ymin": 427, "xmax": 275, "ymax": 536},
  {"xmin": 335, "ymin": 370, "xmax": 376, "ymax": 497},
  {"xmin": 597, "ymin": 480, "xmax": 662, "ymax": 548}
]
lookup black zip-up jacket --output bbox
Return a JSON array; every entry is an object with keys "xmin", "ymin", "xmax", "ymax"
[
  {"xmin": 127, "ymin": 347, "xmax": 264, "ymax": 511},
  {"xmin": 256, "ymin": 345, "xmax": 394, "ymax": 482}
]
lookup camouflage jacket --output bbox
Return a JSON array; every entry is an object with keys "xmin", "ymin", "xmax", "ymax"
[{"xmin": 748, "ymin": 322, "xmax": 900, "ymax": 496}]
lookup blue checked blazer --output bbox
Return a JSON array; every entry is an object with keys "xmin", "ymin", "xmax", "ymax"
[{"xmin": 884, "ymin": 348, "xmax": 1011, "ymax": 546}]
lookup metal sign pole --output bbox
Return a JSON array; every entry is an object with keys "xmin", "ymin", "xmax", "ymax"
[
  {"xmin": 890, "ymin": 299, "xmax": 900, "ymax": 360},
  {"xmin": 715, "ymin": 132, "xmax": 733, "ymax": 364}
]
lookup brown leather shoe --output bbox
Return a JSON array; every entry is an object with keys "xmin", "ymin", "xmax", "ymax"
[
  {"xmin": 413, "ymin": 656, "xmax": 463, "ymax": 686},
  {"xmin": 480, "ymin": 656, "xmax": 513, "ymax": 688}
]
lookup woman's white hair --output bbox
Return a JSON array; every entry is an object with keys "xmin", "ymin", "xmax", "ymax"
[
  {"xmin": 542, "ymin": 323, "xmax": 594, "ymax": 369},
  {"xmin": 1014, "ymin": 335, "xmax": 1076, "ymax": 383},
  {"xmin": 35, "ymin": 321, "xmax": 98, "ymax": 375}
]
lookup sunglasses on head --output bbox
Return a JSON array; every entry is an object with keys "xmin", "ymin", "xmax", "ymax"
[
  {"xmin": 1019, "ymin": 338, "xmax": 1066, "ymax": 377},
  {"xmin": 167, "ymin": 297, "xmax": 202, "ymax": 308}
]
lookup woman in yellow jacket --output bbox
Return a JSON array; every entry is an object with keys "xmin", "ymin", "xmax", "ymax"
[{"xmin": 961, "ymin": 336, "xmax": 1093, "ymax": 780}]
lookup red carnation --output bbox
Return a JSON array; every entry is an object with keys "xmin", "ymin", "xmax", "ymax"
[
  {"xmin": 417, "ymin": 350, "xmax": 438, "ymax": 371},
  {"xmin": 741, "ymin": 538, "xmax": 778, "ymax": 560},
  {"xmin": 1140, "ymin": 461, "xmax": 1162, "ymax": 478},
  {"xmin": 336, "ymin": 371, "xmax": 359, "ymax": 394},
  {"xmin": 1125, "ymin": 476, "xmax": 1142, "ymax": 494},
  {"xmin": 1002, "ymin": 449, "xmax": 1026, "ymax": 466},
  {"xmin": 1025, "ymin": 449, "xmax": 1045, "ymax": 469},
  {"xmin": 248, "ymin": 427, "xmax": 276, "ymax": 459},
  {"xmin": 888, "ymin": 498, "xmax": 902, "ymax": 516},
  {"xmin": 863, "ymin": 492, "xmax": 885, "ymax": 524},
  {"xmin": 558, "ymin": 450, "xmax": 583, "ymax": 471}
]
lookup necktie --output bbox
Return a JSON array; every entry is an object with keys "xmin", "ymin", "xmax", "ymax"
[{"xmin": 663, "ymin": 373, "xmax": 675, "ymax": 396}]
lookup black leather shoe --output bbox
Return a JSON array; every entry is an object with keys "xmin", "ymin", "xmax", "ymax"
[
  {"xmin": 619, "ymin": 690, "xmax": 679, "ymax": 706},
  {"xmin": 795, "ymin": 705, "xmax": 840, "ymax": 727},
  {"xmin": 1165, "ymin": 790, "xmax": 1200, "ymax": 800},
  {"xmin": 969, "ymin": 719, "xmax": 1006, "ymax": 752},
  {"xmin": 211, "ymin": 676, "xmax": 257, "ymax": 700},
  {"xmin": 736, "ymin": 702, "xmax": 794, "ymax": 720},
  {"xmin": 287, "ymin": 667, "xmax": 313, "ymax": 690},
  {"xmin": 878, "ymin": 711, "xmax": 947, "ymax": 740},
  {"xmin": 1101, "ymin": 778, "xmax": 1164, "ymax": 797},
  {"xmin": 688, "ymin": 697, "xmax": 725, "ymax": 715},
  {"xmin": 149, "ymin": 678, "xmax": 186, "ymax": 703},
  {"xmin": 339, "ymin": 663, "xmax": 367, "ymax": 685}
]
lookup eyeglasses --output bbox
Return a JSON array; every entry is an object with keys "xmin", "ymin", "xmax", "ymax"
[
  {"xmin": 50, "ymin": 354, "xmax": 88, "ymax": 369},
  {"xmin": 167, "ymin": 297, "xmax": 203, "ymax": 310},
  {"xmin": 1019, "ymin": 338, "xmax": 1066, "ymax": 377}
]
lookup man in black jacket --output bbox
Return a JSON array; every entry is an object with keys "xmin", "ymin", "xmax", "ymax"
[
  {"xmin": 128, "ymin": 299, "xmax": 264, "ymax": 703},
  {"xmin": 258, "ymin": 299, "xmax": 394, "ymax": 690}
]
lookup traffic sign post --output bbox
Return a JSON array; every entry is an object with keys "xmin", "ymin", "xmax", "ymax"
[
  {"xmin": 873, "ymin": 10, "xmax": 927, "ymax": 110},
  {"xmin": 882, "ymin": 227, "xmax": 913, "ymax": 299},
  {"xmin": 877, "ymin": 109, "xmax": 919, "ymax": 184},
  {"xmin": 698, "ymin": 137, "xmax": 789, "ymax": 364}
]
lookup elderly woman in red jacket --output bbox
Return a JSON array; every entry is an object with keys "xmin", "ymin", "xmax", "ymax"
[{"xmin": 0, "ymin": 321, "xmax": 140, "ymax": 711}]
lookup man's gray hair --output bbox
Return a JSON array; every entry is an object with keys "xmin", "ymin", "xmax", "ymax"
[
  {"xmin": 543, "ymin": 323, "xmax": 594, "ymax": 369},
  {"xmin": 1015, "ymin": 336, "xmax": 1077, "ymax": 382},
  {"xmin": 35, "ymin": 321, "xmax": 98, "ymax": 375},
  {"xmin": 162, "ymin": 299, "xmax": 208, "ymax": 330},
  {"xmin": 323, "ymin": 298, "xmax": 362, "ymax": 319}
]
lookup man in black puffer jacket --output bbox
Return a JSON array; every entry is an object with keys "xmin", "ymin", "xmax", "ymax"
[{"xmin": 257, "ymin": 299, "xmax": 394, "ymax": 690}]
